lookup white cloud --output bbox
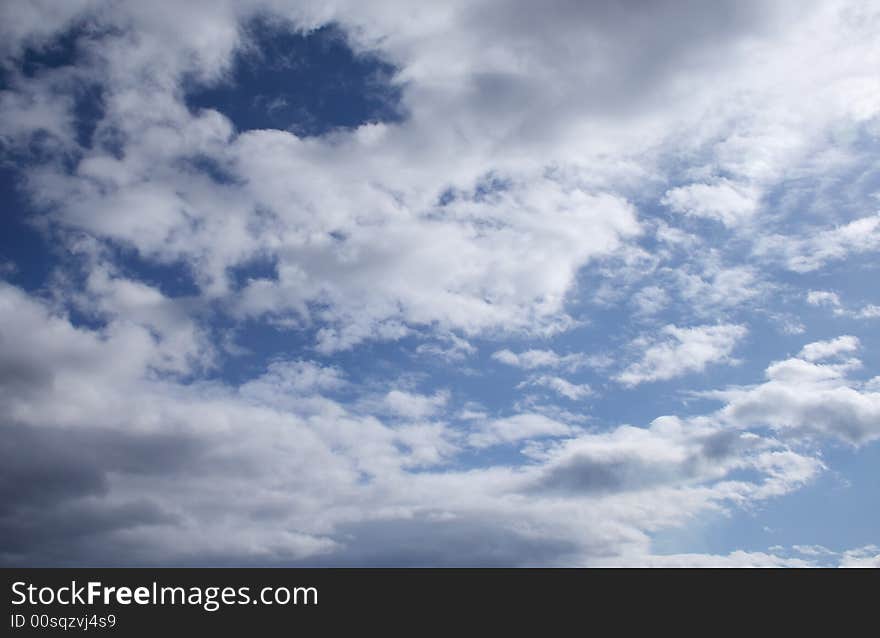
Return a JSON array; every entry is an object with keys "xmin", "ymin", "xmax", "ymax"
[
  {"xmin": 756, "ymin": 214, "xmax": 880, "ymax": 272},
  {"xmin": 673, "ymin": 262, "xmax": 764, "ymax": 315},
  {"xmin": 518, "ymin": 375, "xmax": 592, "ymax": 400},
  {"xmin": 467, "ymin": 413, "xmax": 576, "ymax": 448},
  {"xmin": 5, "ymin": 0, "xmax": 880, "ymax": 350},
  {"xmin": 382, "ymin": 389, "xmax": 450, "ymax": 420},
  {"xmin": 791, "ymin": 544, "xmax": 835, "ymax": 557},
  {"xmin": 855, "ymin": 305, "xmax": 880, "ymax": 318},
  {"xmin": 775, "ymin": 314, "xmax": 806, "ymax": 335},
  {"xmin": 807, "ymin": 291, "xmax": 880, "ymax": 319},
  {"xmin": 491, "ymin": 348, "xmax": 607, "ymax": 372},
  {"xmin": 663, "ymin": 179, "xmax": 760, "ymax": 226},
  {"xmin": 838, "ymin": 545, "xmax": 880, "ymax": 567},
  {"xmin": 806, "ymin": 290, "xmax": 841, "ymax": 308},
  {"xmin": 415, "ymin": 334, "xmax": 476, "ymax": 362},
  {"xmin": 590, "ymin": 551, "xmax": 813, "ymax": 568},
  {"xmin": 631, "ymin": 285, "xmax": 668, "ymax": 316},
  {"xmin": 617, "ymin": 324, "xmax": 747, "ymax": 386},
  {"xmin": 798, "ymin": 335, "xmax": 859, "ymax": 361},
  {"xmin": 708, "ymin": 544, "xmax": 880, "ymax": 567},
  {"xmin": 239, "ymin": 360, "xmax": 347, "ymax": 409},
  {"xmin": 710, "ymin": 337, "xmax": 880, "ymax": 445}
]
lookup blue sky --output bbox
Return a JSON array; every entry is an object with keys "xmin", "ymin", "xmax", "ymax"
[{"xmin": 0, "ymin": 0, "xmax": 878, "ymax": 566}]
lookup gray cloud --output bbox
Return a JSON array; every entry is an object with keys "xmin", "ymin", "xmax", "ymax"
[
  {"xmin": 529, "ymin": 428, "xmax": 759, "ymax": 496},
  {"xmin": 290, "ymin": 516, "xmax": 583, "ymax": 568}
]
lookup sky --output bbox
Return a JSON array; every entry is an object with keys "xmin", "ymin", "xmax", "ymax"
[{"xmin": 0, "ymin": 0, "xmax": 878, "ymax": 567}]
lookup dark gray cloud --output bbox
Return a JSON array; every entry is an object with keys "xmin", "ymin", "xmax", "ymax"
[
  {"xmin": 0, "ymin": 425, "xmax": 107, "ymax": 510},
  {"xmin": 448, "ymin": 0, "xmax": 793, "ymax": 139},
  {"xmin": 0, "ymin": 350, "xmax": 54, "ymax": 399},
  {"xmin": 532, "ymin": 454, "xmax": 679, "ymax": 494},
  {"xmin": 0, "ymin": 423, "xmax": 197, "ymax": 566},
  {"xmin": 0, "ymin": 499, "xmax": 174, "ymax": 567},
  {"xmin": 530, "ymin": 429, "xmax": 756, "ymax": 495},
  {"xmin": 291, "ymin": 516, "xmax": 583, "ymax": 568}
]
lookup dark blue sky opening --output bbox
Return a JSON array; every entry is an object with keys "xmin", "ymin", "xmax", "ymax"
[
  {"xmin": 0, "ymin": 164, "xmax": 55, "ymax": 291},
  {"xmin": 184, "ymin": 19, "xmax": 405, "ymax": 136}
]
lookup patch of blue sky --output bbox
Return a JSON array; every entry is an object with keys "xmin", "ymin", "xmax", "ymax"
[
  {"xmin": 655, "ymin": 442, "xmax": 880, "ymax": 560},
  {"xmin": 184, "ymin": 18, "xmax": 404, "ymax": 136},
  {"xmin": 0, "ymin": 164, "xmax": 55, "ymax": 290}
]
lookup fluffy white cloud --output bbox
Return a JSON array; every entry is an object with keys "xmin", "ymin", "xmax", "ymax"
[
  {"xmin": 4, "ymin": 0, "xmax": 880, "ymax": 348},
  {"xmin": 616, "ymin": 324, "xmax": 747, "ymax": 386},
  {"xmin": 663, "ymin": 180, "xmax": 760, "ymax": 226},
  {"xmin": 837, "ymin": 545, "xmax": 880, "ymax": 567},
  {"xmin": 382, "ymin": 389, "xmax": 449, "ymax": 420},
  {"xmin": 798, "ymin": 335, "xmax": 859, "ymax": 362},
  {"xmin": 709, "ymin": 337, "xmax": 880, "ymax": 445},
  {"xmin": 240, "ymin": 360, "xmax": 347, "ymax": 408}
]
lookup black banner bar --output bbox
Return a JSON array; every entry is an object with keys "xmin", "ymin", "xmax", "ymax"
[{"xmin": 2, "ymin": 568, "xmax": 874, "ymax": 634}]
